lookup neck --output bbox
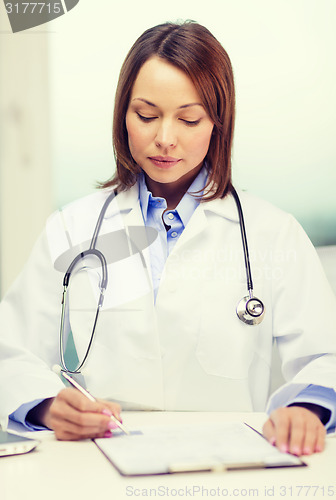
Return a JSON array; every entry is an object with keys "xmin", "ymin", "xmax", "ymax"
[{"xmin": 144, "ymin": 165, "xmax": 202, "ymax": 210}]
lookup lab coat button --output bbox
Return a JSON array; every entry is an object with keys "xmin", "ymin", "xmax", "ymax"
[
  {"xmin": 167, "ymin": 212, "xmax": 174, "ymax": 220},
  {"xmin": 171, "ymin": 231, "xmax": 178, "ymax": 238}
]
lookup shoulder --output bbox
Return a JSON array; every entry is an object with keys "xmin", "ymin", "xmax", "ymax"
[
  {"xmin": 204, "ymin": 188, "xmax": 297, "ymax": 228},
  {"xmin": 204, "ymin": 187, "xmax": 311, "ymax": 250},
  {"xmin": 48, "ymin": 184, "xmax": 140, "ymax": 225},
  {"xmin": 56, "ymin": 189, "xmax": 115, "ymax": 220},
  {"xmin": 45, "ymin": 189, "xmax": 112, "ymax": 242},
  {"xmin": 237, "ymin": 189, "xmax": 290, "ymax": 218},
  {"xmin": 45, "ymin": 186, "xmax": 140, "ymax": 263},
  {"xmin": 235, "ymin": 190, "xmax": 314, "ymax": 252},
  {"xmin": 235, "ymin": 189, "xmax": 300, "ymax": 230}
]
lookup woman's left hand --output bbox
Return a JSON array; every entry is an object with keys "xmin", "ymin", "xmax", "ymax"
[{"xmin": 262, "ymin": 406, "xmax": 326, "ymax": 455}]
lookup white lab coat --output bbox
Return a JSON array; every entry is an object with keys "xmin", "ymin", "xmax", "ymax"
[{"xmin": 1, "ymin": 184, "xmax": 336, "ymax": 417}]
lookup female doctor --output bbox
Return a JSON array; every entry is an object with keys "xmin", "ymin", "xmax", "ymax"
[{"xmin": 1, "ymin": 21, "xmax": 336, "ymax": 454}]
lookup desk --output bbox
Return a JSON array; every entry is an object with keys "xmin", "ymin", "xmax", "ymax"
[{"xmin": 1, "ymin": 412, "xmax": 335, "ymax": 500}]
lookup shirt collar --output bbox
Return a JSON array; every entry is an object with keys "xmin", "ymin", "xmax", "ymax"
[
  {"xmin": 138, "ymin": 173, "xmax": 154, "ymax": 221},
  {"xmin": 138, "ymin": 167, "xmax": 208, "ymax": 226}
]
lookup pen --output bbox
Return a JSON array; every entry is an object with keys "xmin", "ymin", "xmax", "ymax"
[{"xmin": 60, "ymin": 370, "xmax": 130, "ymax": 435}]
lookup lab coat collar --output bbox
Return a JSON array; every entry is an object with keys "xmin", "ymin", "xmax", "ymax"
[
  {"xmin": 201, "ymin": 184, "xmax": 240, "ymax": 223},
  {"xmin": 102, "ymin": 184, "xmax": 153, "ymax": 274},
  {"xmin": 102, "ymin": 184, "xmax": 140, "ymax": 223},
  {"xmin": 169, "ymin": 191, "xmax": 238, "ymax": 252},
  {"xmin": 102, "ymin": 182, "xmax": 240, "ymax": 225}
]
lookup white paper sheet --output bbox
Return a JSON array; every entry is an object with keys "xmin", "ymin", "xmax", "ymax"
[{"xmin": 94, "ymin": 421, "xmax": 304, "ymax": 475}]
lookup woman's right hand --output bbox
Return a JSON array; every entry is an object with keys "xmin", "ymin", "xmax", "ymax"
[{"xmin": 28, "ymin": 388, "xmax": 122, "ymax": 441}]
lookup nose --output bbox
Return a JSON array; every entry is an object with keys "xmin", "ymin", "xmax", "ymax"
[{"xmin": 155, "ymin": 120, "xmax": 177, "ymax": 149}]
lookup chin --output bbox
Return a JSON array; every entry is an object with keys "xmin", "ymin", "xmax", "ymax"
[
  {"xmin": 144, "ymin": 168, "xmax": 179, "ymax": 183},
  {"xmin": 153, "ymin": 173, "xmax": 183, "ymax": 184}
]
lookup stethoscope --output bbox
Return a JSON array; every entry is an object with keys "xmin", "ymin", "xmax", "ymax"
[
  {"xmin": 231, "ymin": 188, "xmax": 265, "ymax": 325},
  {"xmin": 59, "ymin": 186, "xmax": 265, "ymax": 374}
]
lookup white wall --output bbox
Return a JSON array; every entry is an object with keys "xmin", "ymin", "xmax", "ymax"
[
  {"xmin": 0, "ymin": 11, "xmax": 52, "ymax": 295},
  {"xmin": 1, "ymin": 0, "xmax": 335, "ymax": 294},
  {"xmin": 48, "ymin": 0, "xmax": 336, "ymax": 245}
]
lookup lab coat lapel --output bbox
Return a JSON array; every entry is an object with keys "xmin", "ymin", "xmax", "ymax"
[
  {"xmin": 172, "ymin": 191, "xmax": 239, "ymax": 253},
  {"xmin": 174, "ymin": 204, "xmax": 208, "ymax": 251},
  {"xmin": 202, "ymin": 191, "xmax": 240, "ymax": 222},
  {"xmin": 103, "ymin": 185, "xmax": 152, "ymax": 272},
  {"xmin": 113, "ymin": 185, "xmax": 154, "ymax": 296},
  {"xmin": 93, "ymin": 186, "xmax": 163, "ymax": 407},
  {"xmin": 122, "ymin": 186, "xmax": 153, "ymax": 276},
  {"xmin": 103, "ymin": 184, "xmax": 139, "ymax": 222}
]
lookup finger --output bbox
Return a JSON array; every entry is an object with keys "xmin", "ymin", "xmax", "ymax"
[
  {"xmin": 58, "ymin": 388, "xmax": 107, "ymax": 414},
  {"xmin": 314, "ymin": 423, "xmax": 326, "ymax": 453},
  {"xmin": 287, "ymin": 411, "xmax": 306, "ymax": 456},
  {"xmin": 99, "ymin": 401, "xmax": 122, "ymax": 421},
  {"xmin": 49, "ymin": 391, "xmax": 116, "ymax": 439},
  {"xmin": 262, "ymin": 418, "xmax": 276, "ymax": 445},
  {"xmin": 50, "ymin": 399, "xmax": 113, "ymax": 432},
  {"xmin": 49, "ymin": 389, "xmax": 123, "ymax": 440},
  {"xmin": 58, "ymin": 389, "xmax": 121, "ymax": 422},
  {"xmin": 301, "ymin": 417, "xmax": 326, "ymax": 455},
  {"xmin": 269, "ymin": 408, "xmax": 291, "ymax": 453},
  {"xmin": 54, "ymin": 426, "xmax": 110, "ymax": 441},
  {"xmin": 50, "ymin": 406, "xmax": 116, "ymax": 440},
  {"xmin": 52, "ymin": 418, "xmax": 115, "ymax": 439}
]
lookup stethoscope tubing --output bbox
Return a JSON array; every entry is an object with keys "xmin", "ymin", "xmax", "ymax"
[
  {"xmin": 230, "ymin": 187, "xmax": 253, "ymax": 295},
  {"xmin": 59, "ymin": 185, "xmax": 265, "ymax": 373}
]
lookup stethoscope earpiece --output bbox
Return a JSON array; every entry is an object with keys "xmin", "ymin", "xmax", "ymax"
[{"xmin": 236, "ymin": 296, "xmax": 265, "ymax": 325}]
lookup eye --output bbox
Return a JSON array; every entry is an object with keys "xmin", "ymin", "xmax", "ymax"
[
  {"xmin": 136, "ymin": 112, "xmax": 157, "ymax": 123},
  {"xmin": 180, "ymin": 119, "xmax": 201, "ymax": 127}
]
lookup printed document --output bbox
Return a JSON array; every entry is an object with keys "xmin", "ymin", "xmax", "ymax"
[{"xmin": 94, "ymin": 421, "xmax": 304, "ymax": 475}]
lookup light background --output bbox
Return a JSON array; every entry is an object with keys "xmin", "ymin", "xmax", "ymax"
[
  {"xmin": 0, "ymin": 0, "xmax": 335, "ymax": 295},
  {"xmin": 49, "ymin": 0, "xmax": 336, "ymax": 245}
]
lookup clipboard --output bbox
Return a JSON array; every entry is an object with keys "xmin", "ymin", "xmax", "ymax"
[{"xmin": 94, "ymin": 421, "xmax": 306, "ymax": 476}]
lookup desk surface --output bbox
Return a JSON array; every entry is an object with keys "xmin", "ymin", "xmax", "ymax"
[{"xmin": 1, "ymin": 412, "xmax": 335, "ymax": 500}]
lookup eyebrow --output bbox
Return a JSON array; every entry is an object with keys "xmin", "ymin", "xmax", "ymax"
[{"xmin": 132, "ymin": 98, "xmax": 203, "ymax": 109}]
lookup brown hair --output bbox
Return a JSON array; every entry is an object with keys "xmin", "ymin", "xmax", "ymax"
[{"xmin": 100, "ymin": 21, "xmax": 235, "ymax": 200}]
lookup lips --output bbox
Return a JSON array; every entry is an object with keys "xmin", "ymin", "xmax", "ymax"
[{"xmin": 148, "ymin": 156, "xmax": 181, "ymax": 168}]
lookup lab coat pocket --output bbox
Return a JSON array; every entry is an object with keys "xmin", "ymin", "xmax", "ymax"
[{"xmin": 196, "ymin": 283, "xmax": 261, "ymax": 379}]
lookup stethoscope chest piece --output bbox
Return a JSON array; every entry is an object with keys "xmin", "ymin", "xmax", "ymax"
[{"xmin": 236, "ymin": 295, "xmax": 265, "ymax": 325}]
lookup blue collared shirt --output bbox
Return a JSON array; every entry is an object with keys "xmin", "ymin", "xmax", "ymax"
[{"xmin": 138, "ymin": 168, "xmax": 207, "ymax": 301}]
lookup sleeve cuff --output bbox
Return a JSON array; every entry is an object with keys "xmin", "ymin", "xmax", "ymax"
[
  {"xmin": 9, "ymin": 399, "xmax": 50, "ymax": 431},
  {"xmin": 282, "ymin": 385, "xmax": 336, "ymax": 432}
]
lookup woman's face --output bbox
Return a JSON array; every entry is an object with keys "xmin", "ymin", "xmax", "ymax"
[{"xmin": 125, "ymin": 57, "xmax": 214, "ymax": 191}]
